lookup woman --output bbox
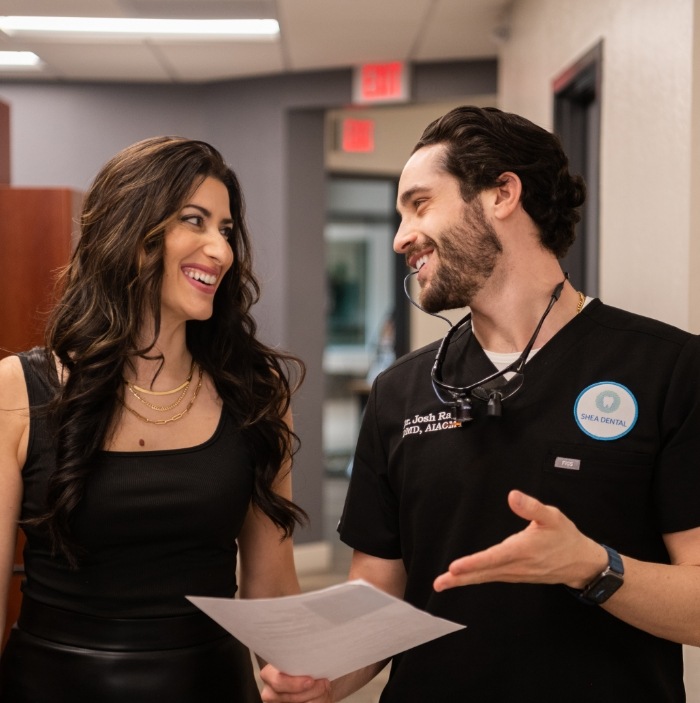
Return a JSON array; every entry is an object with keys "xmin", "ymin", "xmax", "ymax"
[{"xmin": 0, "ymin": 136, "xmax": 307, "ymax": 702}]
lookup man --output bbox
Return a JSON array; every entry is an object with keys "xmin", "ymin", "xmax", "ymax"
[{"xmin": 261, "ymin": 106, "xmax": 700, "ymax": 702}]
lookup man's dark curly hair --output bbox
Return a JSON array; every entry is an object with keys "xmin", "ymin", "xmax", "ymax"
[{"xmin": 413, "ymin": 106, "xmax": 586, "ymax": 258}]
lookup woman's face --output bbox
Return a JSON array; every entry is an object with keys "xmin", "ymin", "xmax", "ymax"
[{"xmin": 160, "ymin": 176, "xmax": 234, "ymax": 326}]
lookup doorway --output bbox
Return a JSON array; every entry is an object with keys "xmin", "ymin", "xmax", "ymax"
[
  {"xmin": 553, "ymin": 41, "xmax": 603, "ymax": 295},
  {"xmin": 323, "ymin": 176, "xmax": 399, "ymax": 476}
]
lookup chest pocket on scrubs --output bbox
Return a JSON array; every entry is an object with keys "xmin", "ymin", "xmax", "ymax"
[{"xmin": 540, "ymin": 442, "xmax": 655, "ymax": 542}]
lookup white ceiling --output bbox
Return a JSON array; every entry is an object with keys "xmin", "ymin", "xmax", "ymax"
[{"xmin": 0, "ymin": 0, "xmax": 509, "ymax": 84}]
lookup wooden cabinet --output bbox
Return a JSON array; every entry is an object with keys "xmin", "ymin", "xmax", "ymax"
[
  {"xmin": 0, "ymin": 188, "xmax": 82, "ymax": 355},
  {"xmin": 0, "ymin": 102, "xmax": 9, "ymax": 185},
  {"xmin": 1, "ymin": 187, "xmax": 82, "ymax": 648}
]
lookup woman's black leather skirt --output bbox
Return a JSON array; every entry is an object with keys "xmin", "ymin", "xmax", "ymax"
[{"xmin": 0, "ymin": 596, "xmax": 262, "ymax": 702}]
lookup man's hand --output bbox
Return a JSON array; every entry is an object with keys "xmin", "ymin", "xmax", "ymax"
[
  {"xmin": 259, "ymin": 665, "xmax": 332, "ymax": 703},
  {"xmin": 433, "ymin": 490, "xmax": 607, "ymax": 592}
]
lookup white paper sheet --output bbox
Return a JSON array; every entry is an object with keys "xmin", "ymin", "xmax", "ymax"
[{"xmin": 187, "ymin": 579, "xmax": 465, "ymax": 680}]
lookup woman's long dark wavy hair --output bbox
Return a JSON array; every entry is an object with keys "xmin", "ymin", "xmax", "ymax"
[
  {"xmin": 414, "ymin": 106, "xmax": 586, "ymax": 258},
  {"xmin": 36, "ymin": 136, "xmax": 307, "ymax": 566}
]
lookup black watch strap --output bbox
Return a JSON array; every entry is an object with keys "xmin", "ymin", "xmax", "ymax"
[{"xmin": 568, "ymin": 544, "xmax": 624, "ymax": 605}]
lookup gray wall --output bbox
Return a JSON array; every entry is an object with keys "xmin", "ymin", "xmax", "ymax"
[{"xmin": 0, "ymin": 60, "xmax": 497, "ymax": 542}]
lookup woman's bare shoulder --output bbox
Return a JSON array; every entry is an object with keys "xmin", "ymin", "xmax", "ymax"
[
  {"xmin": 0, "ymin": 355, "xmax": 29, "ymax": 410},
  {"xmin": 0, "ymin": 355, "xmax": 30, "ymax": 470}
]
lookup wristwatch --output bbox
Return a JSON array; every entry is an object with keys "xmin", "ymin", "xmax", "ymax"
[{"xmin": 572, "ymin": 544, "xmax": 624, "ymax": 604}]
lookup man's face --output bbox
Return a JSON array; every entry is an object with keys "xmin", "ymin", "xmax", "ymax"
[{"xmin": 395, "ymin": 144, "xmax": 502, "ymax": 313}]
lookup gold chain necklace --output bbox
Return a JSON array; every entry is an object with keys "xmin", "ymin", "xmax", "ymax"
[
  {"xmin": 126, "ymin": 380, "xmax": 189, "ymax": 411},
  {"xmin": 122, "ymin": 365, "xmax": 203, "ymax": 425},
  {"xmin": 576, "ymin": 291, "xmax": 586, "ymax": 314},
  {"xmin": 126, "ymin": 359, "xmax": 195, "ymax": 396}
]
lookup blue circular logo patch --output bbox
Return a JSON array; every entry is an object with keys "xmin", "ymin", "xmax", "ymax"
[{"xmin": 574, "ymin": 382, "xmax": 638, "ymax": 441}]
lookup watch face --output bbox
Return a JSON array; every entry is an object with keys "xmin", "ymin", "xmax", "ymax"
[{"xmin": 584, "ymin": 572, "xmax": 624, "ymax": 604}]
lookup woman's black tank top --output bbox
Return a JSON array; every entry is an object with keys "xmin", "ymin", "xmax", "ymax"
[{"xmin": 18, "ymin": 347, "xmax": 255, "ymax": 618}]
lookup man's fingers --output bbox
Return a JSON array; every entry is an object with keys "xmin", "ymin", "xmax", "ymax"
[{"xmin": 508, "ymin": 489, "xmax": 548, "ymax": 523}]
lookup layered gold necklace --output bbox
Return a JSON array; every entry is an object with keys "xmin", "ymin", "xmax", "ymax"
[{"xmin": 123, "ymin": 360, "xmax": 203, "ymax": 425}]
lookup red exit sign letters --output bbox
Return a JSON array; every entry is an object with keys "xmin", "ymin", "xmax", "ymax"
[{"xmin": 353, "ymin": 61, "xmax": 410, "ymax": 104}]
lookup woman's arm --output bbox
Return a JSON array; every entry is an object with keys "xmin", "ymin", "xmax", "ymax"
[
  {"xmin": 0, "ymin": 356, "xmax": 28, "ymax": 647},
  {"xmin": 236, "ymin": 408, "xmax": 301, "ymax": 602}
]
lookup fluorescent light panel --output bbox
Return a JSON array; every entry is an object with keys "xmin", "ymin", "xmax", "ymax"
[
  {"xmin": 0, "ymin": 50, "xmax": 42, "ymax": 67},
  {"xmin": 0, "ymin": 16, "xmax": 279, "ymax": 39}
]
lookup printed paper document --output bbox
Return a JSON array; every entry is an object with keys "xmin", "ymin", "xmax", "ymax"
[{"xmin": 188, "ymin": 579, "xmax": 465, "ymax": 680}]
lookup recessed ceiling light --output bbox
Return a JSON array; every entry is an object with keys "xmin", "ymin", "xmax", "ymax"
[
  {"xmin": 0, "ymin": 50, "xmax": 43, "ymax": 69},
  {"xmin": 0, "ymin": 16, "xmax": 279, "ymax": 40}
]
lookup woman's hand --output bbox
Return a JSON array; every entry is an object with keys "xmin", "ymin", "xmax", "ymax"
[{"xmin": 259, "ymin": 665, "xmax": 332, "ymax": 703}]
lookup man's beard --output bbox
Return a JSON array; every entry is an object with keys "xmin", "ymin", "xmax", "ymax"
[{"xmin": 419, "ymin": 201, "xmax": 503, "ymax": 313}]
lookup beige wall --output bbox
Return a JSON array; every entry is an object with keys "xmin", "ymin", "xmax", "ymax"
[
  {"xmin": 499, "ymin": 0, "xmax": 697, "ymax": 332},
  {"xmin": 691, "ymin": 0, "xmax": 700, "ymax": 332},
  {"xmin": 498, "ymin": 0, "xmax": 700, "ymax": 691},
  {"xmin": 685, "ymin": 53, "xmax": 700, "ymax": 699},
  {"xmin": 326, "ymin": 100, "xmax": 474, "ymax": 176}
]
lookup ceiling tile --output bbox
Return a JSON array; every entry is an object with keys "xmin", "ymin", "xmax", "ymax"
[
  {"xmin": 277, "ymin": 0, "xmax": 431, "ymax": 70},
  {"xmin": 415, "ymin": 0, "xmax": 506, "ymax": 61},
  {"xmin": 0, "ymin": 0, "xmax": 127, "ymax": 17},
  {"xmin": 154, "ymin": 40, "xmax": 285, "ymax": 81},
  {"xmin": 119, "ymin": 0, "xmax": 277, "ymax": 20},
  {"xmin": 28, "ymin": 41, "xmax": 173, "ymax": 81},
  {"xmin": 0, "ymin": 0, "xmax": 502, "ymax": 83}
]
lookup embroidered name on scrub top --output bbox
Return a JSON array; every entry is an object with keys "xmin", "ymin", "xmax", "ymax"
[
  {"xmin": 402, "ymin": 411, "xmax": 461, "ymax": 437},
  {"xmin": 574, "ymin": 382, "xmax": 638, "ymax": 440}
]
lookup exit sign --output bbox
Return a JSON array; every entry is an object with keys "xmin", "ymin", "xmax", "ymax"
[
  {"xmin": 353, "ymin": 61, "xmax": 410, "ymax": 104},
  {"xmin": 341, "ymin": 118, "xmax": 375, "ymax": 153}
]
